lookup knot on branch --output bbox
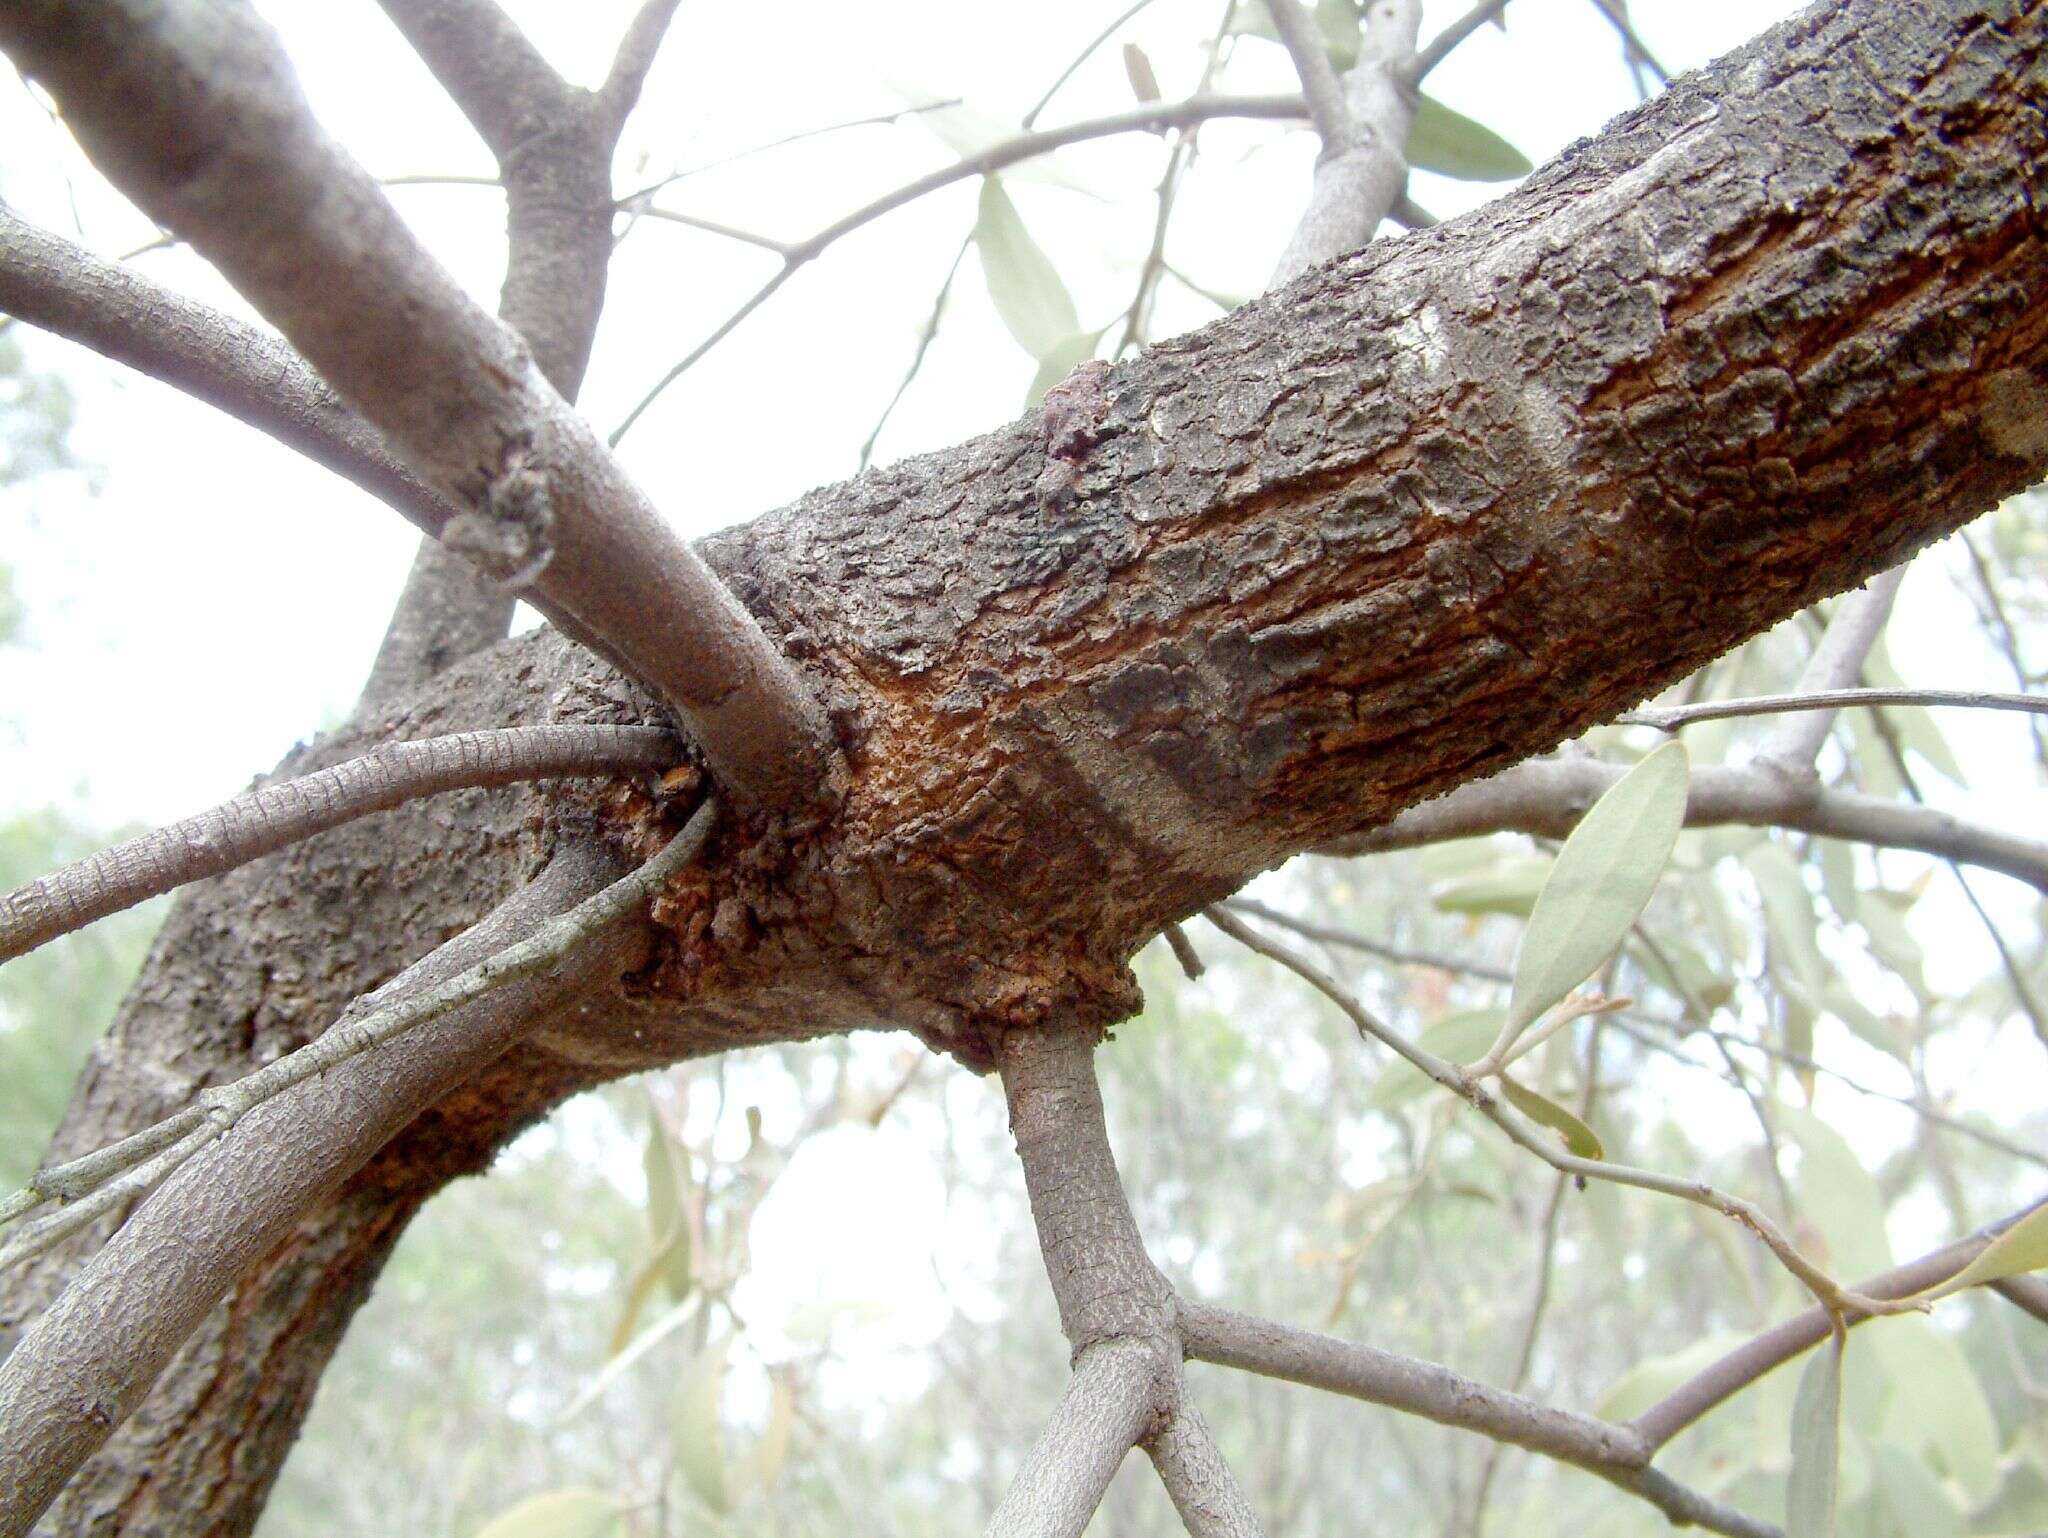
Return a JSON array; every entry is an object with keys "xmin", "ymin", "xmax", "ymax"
[{"xmin": 445, "ymin": 443, "xmax": 555, "ymax": 588}]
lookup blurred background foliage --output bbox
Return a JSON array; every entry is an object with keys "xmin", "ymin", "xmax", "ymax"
[{"xmin": 2, "ymin": 1, "xmax": 2046, "ymax": 1535}]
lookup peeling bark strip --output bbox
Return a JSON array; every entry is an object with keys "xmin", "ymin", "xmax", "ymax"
[
  {"xmin": 1, "ymin": 1, "xmax": 2045, "ymax": 1530},
  {"xmin": 0, "ymin": 0, "xmax": 839, "ymax": 814}
]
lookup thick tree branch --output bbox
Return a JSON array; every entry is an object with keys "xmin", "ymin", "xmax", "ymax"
[
  {"xmin": 0, "ymin": 823, "xmax": 700, "ymax": 1537},
  {"xmin": 0, "ymin": 724, "xmax": 680, "ymax": 963},
  {"xmin": 1145, "ymin": 1401, "xmax": 1268, "ymax": 1538},
  {"xmin": 1, "ymin": 0, "xmax": 840, "ymax": 814},
  {"xmin": 596, "ymin": 0, "xmax": 687, "ymax": 133},
  {"xmin": 1177, "ymin": 1302, "xmax": 1775, "ymax": 1538},
  {"xmin": 983, "ymin": 1336, "xmax": 1159, "ymax": 1538},
  {"xmin": 1322, "ymin": 756, "xmax": 2048, "ymax": 893}
]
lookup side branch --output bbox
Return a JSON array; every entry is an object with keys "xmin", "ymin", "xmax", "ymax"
[
  {"xmin": 0, "ymin": 811, "xmax": 714, "ymax": 1537},
  {"xmin": 0, "ymin": 724, "xmax": 680, "ymax": 963},
  {"xmin": 1, "ymin": 2, "xmax": 840, "ymax": 814}
]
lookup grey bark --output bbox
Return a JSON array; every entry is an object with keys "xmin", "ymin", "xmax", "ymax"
[{"xmin": 0, "ymin": 0, "xmax": 2043, "ymax": 1529}]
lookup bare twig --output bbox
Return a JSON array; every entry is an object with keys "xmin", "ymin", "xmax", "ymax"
[
  {"xmin": 1023, "ymin": 0, "xmax": 1167, "ymax": 128},
  {"xmin": 1319, "ymin": 756, "xmax": 2048, "ymax": 894},
  {"xmin": 858, "ymin": 230, "xmax": 972, "ymax": 468},
  {"xmin": 0, "ymin": 725, "xmax": 680, "ymax": 964},
  {"xmin": 1404, "ymin": 0, "xmax": 1514, "ymax": 87},
  {"xmin": 1627, "ymin": 688, "xmax": 2048, "ymax": 733},
  {"xmin": 6, "ymin": 0, "xmax": 840, "ymax": 812},
  {"xmin": 1163, "ymin": 922, "xmax": 1207, "ymax": 980},
  {"xmin": 1202, "ymin": 906, "xmax": 1917, "ymax": 1317},
  {"xmin": 614, "ymin": 100, "xmax": 965, "ymax": 207},
  {"xmin": 0, "ymin": 804, "xmax": 716, "ymax": 1254},
  {"xmin": 610, "ymin": 92, "xmax": 1312, "ymax": 442},
  {"xmin": 1587, "ymin": 0, "xmax": 1669, "ymax": 88},
  {"xmin": 1266, "ymin": 0, "xmax": 1352, "ymax": 148},
  {"xmin": 0, "ymin": 823, "xmax": 691, "ymax": 1532},
  {"xmin": 1630, "ymin": 1195, "xmax": 2048, "ymax": 1450}
]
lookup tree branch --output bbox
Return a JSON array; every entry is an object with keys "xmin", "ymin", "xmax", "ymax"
[
  {"xmin": 1266, "ymin": 0, "xmax": 1352, "ymax": 148},
  {"xmin": 1269, "ymin": 0, "xmax": 1422, "ymax": 285},
  {"xmin": 1624, "ymin": 683, "xmax": 2047, "ymax": 733},
  {"xmin": 1753, "ymin": 566, "xmax": 1906, "ymax": 772},
  {"xmin": 1144, "ymin": 1401, "xmax": 1268, "ymax": 1538},
  {"xmin": 595, "ymin": 0, "xmax": 687, "ymax": 133},
  {"xmin": 0, "ymin": 816, "xmax": 711, "ymax": 1537},
  {"xmin": 1630, "ymin": 1195, "xmax": 2048, "ymax": 1451},
  {"xmin": 1177, "ymin": 1302, "xmax": 1776, "ymax": 1538},
  {"xmin": 0, "ymin": 724, "xmax": 680, "ymax": 965},
  {"xmin": 1404, "ymin": 0, "xmax": 1514, "ymax": 87},
  {"xmin": 2, "ymin": 0, "xmax": 840, "ymax": 814},
  {"xmin": 0, "ymin": 201, "xmax": 449, "ymax": 533},
  {"xmin": 1321, "ymin": 756, "xmax": 2048, "ymax": 893},
  {"xmin": 984, "ymin": 1336, "xmax": 1158, "ymax": 1538},
  {"xmin": 375, "ymin": 0, "xmax": 571, "ymax": 162}
]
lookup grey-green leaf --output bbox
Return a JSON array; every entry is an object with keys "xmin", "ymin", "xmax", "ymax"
[
  {"xmin": 1505, "ymin": 740, "xmax": 1688, "ymax": 1041},
  {"xmin": 471, "ymin": 1490, "xmax": 620, "ymax": 1538},
  {"xmin": 1407, "ymin": 94, "xmax": 1533, "ymax": 182},
  {"xmin": 1787, "ymin": 1331, "xmax": 1845, "ymax": 1538},
  {"xmin": 975, "ymin": 177, "xmax": 1080, "ymax": 361},
  {"xmin": 673, "ymin": 1338, "xmax": 731, "ymax": 1515},
  {"xmin": 1928, "ymin": 1202, "xmax": 2048, "ymax": 1296},
  {"xmin": 1498, "ymin": 1074, "xmax": 1604, "ymax": 1160}
]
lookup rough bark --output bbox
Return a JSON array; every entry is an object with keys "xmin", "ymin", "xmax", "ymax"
[{"xmin": 2, "ymin": 0, "xmax": 2045, "ymax": 1529}]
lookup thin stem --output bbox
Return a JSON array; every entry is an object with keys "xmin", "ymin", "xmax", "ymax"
[
  {"xmin": 857, "ymin": 229, "xmax": 972, "ymax": 470},
  {"xmin": 614, "ymin": 100, "xmax": 965, "ymax": 207},
  {"xmin": 609, "ymin": 93, "xmax": 1310, "ymax": 443},
  {"xmin": 1404, "ymin": 0, "xmax": 1514, "ymax": 87},
  {"xmin": 1624, "ymin": 686, "xmax": 2046, "ymax": 733},
  {"xmin": 1202, "ymin": 907, "xmax": 1916, "ymax": 1318},
  {"xmin": 1266, "ymin": 0, "xmax": 1353, "ymax": 148},
  {"xmin": 0, "ymin": 725, "xmax": 680, "ymax": 964},
  {"xmin": 1022, "ymin": 0, "xmax": 1166, "ymax": 129},
  {"xmin": 0, "ymin": 803, "xmax": 715, "ymax": 1257}
]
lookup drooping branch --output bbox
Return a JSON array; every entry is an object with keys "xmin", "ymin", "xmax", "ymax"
[
  {"xmin": 0, "ymin": 809, "xmax": 715, "ymax": 1538},
  {"xmin": 0, "ymin": 724, "xmax": 680, "ymax": 963},
  {"xmin": 0, "ymin": 1, "xmax": 839, "ymax": 814},
  {"xmin": 1321, "ymin": 757, "xmax": 2048, "ymax": 893}
]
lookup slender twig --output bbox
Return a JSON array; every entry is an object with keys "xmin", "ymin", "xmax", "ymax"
[
  {"xmin": 0, "ymin": 803, "xmax": 715, "ymax": 1260},
  {"xmin": 1222, "ymin": 896, "xmax": 1510, "ymax": 981},
  {"xmin": 1753, "ymin": 567, "xmax": 1905, "ymax": 772},
  {"xmin": 630, "ymin": 206, "xmax": 794, "ymax": 254},
  {"xmin": 1587, "ymin": 0, "xmax": 1669, "ymax": 87},
  {"xmin": 1625, "ymin": 686, "xmax": 2047, "ymax": 733},
  {"xmin": 614, "ymin": 100, "xmax": 965, "ymax": 207},
  {"xmin": 609, "ymin": 92, "xmax": 1311, "ymax": 443},
  {"xmin": 1202, "ymin": 907, "xmax": 1918, "ymax": 1318},
  {"xmin": 1023, "ymin": 0, "xmax": 1166, "ymax": 128},
  {"xmin": 857, "ymin": 230, "xmax": 972, "ymax": 469},
  {"xmin": 1163, "ymin": 922, "xmax": 1206, "ymax": 980},
  {"xmin": 1959, "ymin": 531, "xmax": 2048, "ymax": 766},
  {"xmin": 1630, "ymin": 1195, "xmax": 2048, "ymax": 1451},
  {"xmin": 1404, "ymin": 0, "xmax": 1514, "ymax": 87},
  {"xmin": 0, "ymin": 725, "xmax": 680, "ymax": 964}
]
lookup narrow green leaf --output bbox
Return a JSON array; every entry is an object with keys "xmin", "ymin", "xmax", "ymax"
[
  {"xmin": 1505, "ymin": 740, "xmax": 1688, "ymax": 1042},
  {"xmin": 1780, "ymin": 1107, "xmax": 1892, "ymax": 1279},
  {"xmin": 1927, "ymin": 1203, "xmax": 2048, "ymax": 1296},
  {"xmin": 1498, "ymin": 1074, "xmax": 1604, "ymax": 1159},
  {"xmin": 1854, "ymin": 887, "xmax": 1926, "ymax": 997},
  {"xmin": 738, "ymin": 1375, "xmax": 797, "ymax": 1496},
  {"xmin": 642, "ymin": 1107, "xmax": 694, "ymax": 1302},
  {"xmin": 1431, "ymin": 854, "xmax": 1552, "ymax": 917},
  {"xmin": 471, "ymin": 1490, "xmax": 619, "ymax": 1538},
  {"xmin": 673, "ymin": 1338, "xmax": 732, "ymax": 1515},
  {"xmin": 900, "ymin": 93, "xmax": 1100, "ymax": 194},
  {"xmin": 975, "ymin": 178, "xmax": 1079, "ymax": 361},
  {"xmin": 1407, "ymin": 94, "xmax": 1533, "ymax": 182},
  {"xmin": 1746, "ymin": 842, "xmax": 1827, "ymax": 1002},
  {"xmin": 1786, "ymin": 1330, "xmax": 1845, "ymax": 1538}
]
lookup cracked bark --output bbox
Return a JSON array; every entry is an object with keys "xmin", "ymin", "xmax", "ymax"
[{"xmin": 0, "ymin": 0, "xmax": 2044, "ymax": 1530}]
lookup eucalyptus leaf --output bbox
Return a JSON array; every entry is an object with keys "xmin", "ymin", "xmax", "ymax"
[
  {"xmin": 1026, "ymin": 329, "xmax": 1107, "ymax": 409},
  {"xmin": 1786, "ymin": 1331, "xmax": 1844, "ymax": 1538},
  {"xmin": 673, "ymin": 1338, "xmax": 732, "ymax": 1515},
  {"xmin": 1122, "ymin": 42, "xmax": 1161, "ymax": 103},
  {"xmin": 1407, "ymin": 95, "xmax": 1533, "ymax": 182},
  {"xmin": 1504, "ymin": 740, "xmax": 1688, "ymax": 1042},
  {"xmin": 471, "ymin": 1490, "xmax": 620, "ymax": 1538},
  {"xmin": 1431, "ymin": 854, "xmax": 1552, "ymax": 917},
  {"xmin": 975, "ymin": 178, "xmax": 1080, "ymax": 361},
  {"xmin": 1364, "ymin": 1009, "xmax": 1501, "ymax": 1109},
  {"xmin": 1925, "ymin": 1202, "xmax": 2048, "ymax": 1297},
  {"xmin": 1498, "ymin": 1074, "xmax": 1604, "ymax": 1160}
]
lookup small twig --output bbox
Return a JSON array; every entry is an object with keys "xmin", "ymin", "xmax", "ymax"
[
  {"xmin": 1623, "ymin": 685, "xmax": 2047, "ymax": 733},
  {"xmin": 1586, "ymin": 0, "xmax": 1670, "ymax": 87},
  {"xmin": 1201, "ymin": 907, "xmax": 1918, "ymax": 1319},
  {"xmin": 0, "ymin": 724, "xmax": 680, "ymax": 963},
  {"xmin": 1163, "ymin": 921, "xmax": 1206, "ymax": 979},
  {"xmin": 857, "ymin": 230, "xmax": 972, "ymax": 469},
  {"xmin": 614, "ymin": 100, "xmax": 965, "ymax": 207},
  {"xmin": 0, "ymin": 802, "xmax": 716, "ymax": 1262},
  {"xmin": 609, "ymin": 92, "xmax": 1311, "ymax": 443},
  {"xmin": 1403, "ymin": 0, "xmax": 1513, "ymax": 87},
  {"xmin": 1022, "ymin": 0, "xmax": 1166, "ymax": 128},
  {"xmin": 629, "ymin": 206, "xmax": 794, "ymax": 255}
]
